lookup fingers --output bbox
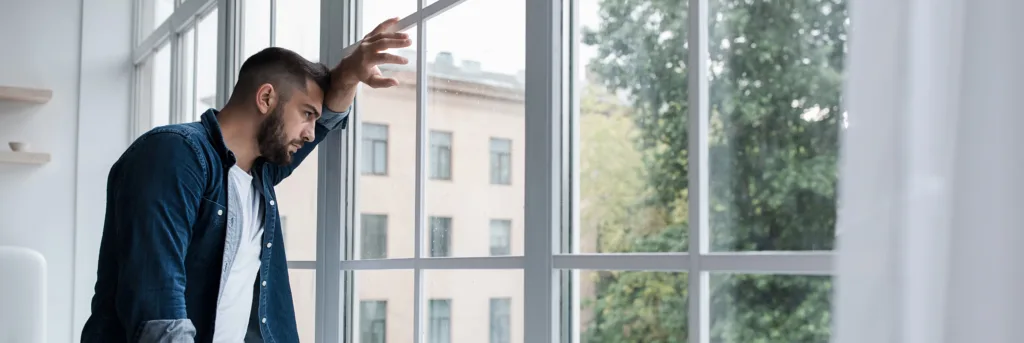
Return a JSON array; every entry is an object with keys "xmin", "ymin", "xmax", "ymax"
[
  {"xmin": 369, "ymin": 52, "xmax": 409, "ymax": 65},
  {"xmin": 365, "ymin": 17, "xmax": 400, "ymax": 38},
  {"xmin": 366, "ymin": 37, "xmax": 413, "ymax": 52},
  {"xmin": 365, "ymin": 75, "xmax": 399, "ymax": 88}
]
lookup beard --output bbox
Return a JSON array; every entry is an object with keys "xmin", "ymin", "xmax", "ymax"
[{"xmin": 257, "ymin": 105, "xmax": 300, "ymax": 166}]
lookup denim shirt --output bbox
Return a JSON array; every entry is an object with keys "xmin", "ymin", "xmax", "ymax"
[{"xmin": 81, "ymin": 107, "xmax": 349, "ymax": 343}]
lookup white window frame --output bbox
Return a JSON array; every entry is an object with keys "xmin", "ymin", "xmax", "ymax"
[{"xmin": 129, "ymin": 0, "xmax": 838, "ymax": 342}]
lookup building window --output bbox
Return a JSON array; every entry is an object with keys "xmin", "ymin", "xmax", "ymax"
[
  {"xmin": 430, "ymin": 131, "xmax": 452, "ymax": 180},
  {"xmin": 361, "ymin": 214, "xmax": 388, "ymax": 259},
  {"xmin": 490, "ymin": 298, "xmax": 511, "ymax": 343},
  {"xmin": 429, "ymin": 216, "xmax": 452, "ymax": 257},
  {"xmin": 489, "ymin": 219, "xmax": 511, "ymax": 256},
  {"xmin": 428, "ymin": 299, "xmax": 451, "ymax": 343},
  {"xmin": 360, "ymin": 301, "xmax": 387, "ymax": 343},
  {"xmin": 362, "ymin": 123, "xmax": 388, "ymax": 175},
  {"xmin": 490, "ymin": 138, "xmax": 512, "ymax": 185}
]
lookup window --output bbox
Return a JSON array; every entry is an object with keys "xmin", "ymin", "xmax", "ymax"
[
  {"xmin": 490, "ymin": 298, "xmax": 511, "ymax": 343},
  {"xmin": 361, "ymin": 214, "xmax": 388, "ymax": 259},
  {"xmin": 360, "ymin": 301, "xmax": 387, "ymax": 343},
  {"xmin": 280, "ymin": 216, "xmax": 288, "ymax": 243},
  {"xmin": 362, "ymin": 123, "xmax": 389, "ymax": 175},
  {"xmin": 428, "ymin": 299, "xmax": 451, "ymax": 343},
  {"xmin": 490, "ymin": 138, "xmax": 512, "ymax": 185},
  {"xmin": 490, "ymin": 219, "xmax": 511, "ymax": 256},
  {"xmin": 430, "ymin": 131, "xmax": 452, "ymax": 180},
  {"xmin": 429, "ymin": 216, "xmax": 451, "ymax": 257}
]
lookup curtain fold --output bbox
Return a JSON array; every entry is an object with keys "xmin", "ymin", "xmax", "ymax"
[{"xmin": 835, "ymin": 0, "xmax": 1024, "ymax": 342}]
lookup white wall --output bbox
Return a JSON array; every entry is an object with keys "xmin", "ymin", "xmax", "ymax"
[{"xmin": 0, "ymin": 0, "xmax": 132, "ymax": 341}]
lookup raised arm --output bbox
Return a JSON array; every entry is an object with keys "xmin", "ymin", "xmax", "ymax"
[
  {"xmin": 265, "ymin": 17, "xmax": 411, "ymax": 185},
  {"xmin": 110, "ymin": 132, "xmax": 206, "ymax": 341}
]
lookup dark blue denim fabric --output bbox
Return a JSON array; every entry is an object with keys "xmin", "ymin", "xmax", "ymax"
[{"xmin": 81, "ymin": 108, "xmax": 348, "ymax": 342}]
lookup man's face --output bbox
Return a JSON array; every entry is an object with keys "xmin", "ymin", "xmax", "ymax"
[{"xmin": 257, "ymin": 79, "xmax": 324, "ymax": 165}]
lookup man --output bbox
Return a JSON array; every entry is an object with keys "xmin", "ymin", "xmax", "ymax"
[{"xmin": 80, "ymin": 18, "xmax": 411, "ymax": 343}]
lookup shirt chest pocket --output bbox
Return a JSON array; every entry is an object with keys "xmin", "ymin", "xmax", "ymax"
[{"xmin": 198, "ymin": 197, "xmax": 226, "ymax": 228}]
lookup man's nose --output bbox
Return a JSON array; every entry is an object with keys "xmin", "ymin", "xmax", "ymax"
[{"xmin": 302, "ymin": 125, "xmax": 315, "ymax": 142}]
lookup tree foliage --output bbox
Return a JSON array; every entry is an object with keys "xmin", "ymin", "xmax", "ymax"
[{"xmin": 579, "ymin": 0, "xmax": 847, "ymax": 341}]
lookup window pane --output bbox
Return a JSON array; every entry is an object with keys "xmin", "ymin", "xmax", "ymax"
[
  {"xmin": 356, "ymin": 270, "xmax": 414, "ymax": 343},
  {"xmin": 425, "ymin": 0, "xmax": 525, "ymax": 258},
  {"xmin": 489, "ymin": 298, "xmax": 511, "ymax": 343},
  {"xmin": 429, "ymin": 216, "xmax": 451, "ymax": 257},
  {"xmin": 710, "ymin": 274, "xmax": 832, "ymax": 342},
  {"xmin": 575, "ymin": 270, "xmax": 688, "ymax": 342},
  {"xmin": 489, "ymin": 219, "xmax": 511, "ymax": 256},
  {"xmin": 430, "ymin": 131, "xmax": 452, "ymax": 180},
  {"xmin": 361, "ymin": 214, "xmax": 389, "ymax": 259},
  {"xmin": 362, "ymin": 123, "xmax": 389, "ymax": 176},
  {"xmin": 573, "ymin": 0, "xmax": 689, "ymax": 254},
  {"xmin": 708, "ymin": 0, "xmax": 848, "ymax": 251},
  {"xmin": 275, "ymin": 144, "xmax": 320, "ymax": 261},
  {"xmin": 276, "ymin": 0, "xmax": 320, "ymax": 61},
  {"xmin": 360, "ymin": 0, "xmax": 417, "ymax": 37},
  {"xmin": 242, "ymin": 0, "xmax": 271, "ymax": 62},
  {"xmin": 195, "ymin": 9, "xmax": 219, "ymax": 118},
  {"xmin": 181, "ymin": 27, "xmax": 195, "ymax": 122},
  {"xmin": 425, "ymin": 270, "xmax": 523, "ymax": 343},
  {"xmin": 147, "ymin": 42, "xmax": 171, "ymax": 129},
  {"xmin": 289, "ymin": 269, "xmax": 316, "ymax": 342},
  {"xmin": 139, "ymin": 0, "xmax": 174, "ymax": 39},
  {"xmin": 360, "ymin": 300, "xmax": 388, "ymax": 343},
  {"xmin": 428, "ymin": 299, "xmax": 451, "ymax": 343},
  {"xmin": 356, "ymin": 12, "xmax": 417, "ymax": 260}
]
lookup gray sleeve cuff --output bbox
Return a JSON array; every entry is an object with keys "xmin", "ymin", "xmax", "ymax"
[
  {"xmin": 319, "ymin": 105, "xmax": 352, "ymax": 131},
  {"xmin": 134, "ymin": 319, "xmax": 196, "ymax": 342}
]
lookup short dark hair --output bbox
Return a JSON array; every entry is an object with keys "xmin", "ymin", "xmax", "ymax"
[{"xmin": 228, "ymin": 47, "xmax": 331, "ymax": 107}]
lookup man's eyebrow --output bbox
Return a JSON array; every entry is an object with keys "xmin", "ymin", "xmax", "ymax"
[{"xmin": 302, "ymin": 103, "xmax": 322, "ymax": 118}]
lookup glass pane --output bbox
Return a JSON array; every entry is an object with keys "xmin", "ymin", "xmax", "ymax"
[
  {"xmin": 575, "ymin": 270, "xmax": 688, "ymax": 342},
  {"xmin": 489, "ymin": 219, "xmax": 511, "ymax": 256},
  {"xmin": 425, "ymin": 0, "xmax": 525, "ymax": 258},
  {"xmin": 361, "ymin": 214, "xmax": 389, "ymax": 259},
  {"xmin": 424, "ymin": 270, "xmax": 523, "ymax": 343},
  {"xmin": 355, "ymin": 270, "xmax": 415, "ymax": 343},
  {"xmin": 360, "ymin": 0, "xmax": 417, "ymax": 37},
  {"xmin": 708, "ymin": 0, "xmax": 848, "ymax": 251},
  {"xmin": 195, "ymin": 8, "xmax": 219, "ymax": 118},
  {"xmin": 242, "ymin": 0, "xmax": 271, "ymax": 62},
  {"xmin": 147, "ymin": 42, "xmax": 171, "ymax": 129},
  {"xmin": 428, "ymin": 216, "xmax": 451, "ymax": 257},
  {"xmin": 289, "ymin": 269, "xmax": 317, "ymax": 342},
  {"xmin": 357, "ymin": 21, "xmax": 418, "ymax": 259},
  {"xmin": 181, "ymin": 27, "xmax": 196, "ymax": 122},
  {"xmin": 275, "ymin": 144, "xmax": 320, "ymax": 261},
  {"xmin": 574, "ymin": 0, "xmax": 689, "ymax": 253},
  {"xmin": 140, "ymin": 0, "xmax": 175, "ymax": 39},
  {"xmin": 276, "ymin": 0, "xmax": 320, "ymax": 61},
  {"xmin": 710, "ymin": 274, "xmax": 832, "ymax": 342}
]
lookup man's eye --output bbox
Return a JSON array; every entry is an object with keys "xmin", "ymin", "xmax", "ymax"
[{"xmin": 305, "ymin": 111, "xmax": 313, "ymax": 118}]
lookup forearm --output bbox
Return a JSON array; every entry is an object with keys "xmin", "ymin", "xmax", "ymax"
[{"xmin": 325, "ymin": 61, "xmax": 359, "ymax": 113}]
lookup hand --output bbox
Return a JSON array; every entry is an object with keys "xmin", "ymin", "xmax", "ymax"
[{"xmin": 333, "ymin": 17, "xmax": 413, "ymax": 89}]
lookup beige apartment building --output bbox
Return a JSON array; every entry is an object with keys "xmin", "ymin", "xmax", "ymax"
[{"xmin": 274, "ymin": 51, "xmax": 528, "ymax": 343}]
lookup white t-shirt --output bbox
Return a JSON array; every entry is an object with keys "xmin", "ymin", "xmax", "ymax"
[{"xmin": 213, "ymin": 165, "xmax": 266, "ymax": 342}]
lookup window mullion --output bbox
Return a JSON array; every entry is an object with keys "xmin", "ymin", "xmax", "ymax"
[
  {"xmin": 414, "ymin": 0, "xmax": 428, "ymax": 342},
  {"xmin": 686, "ymin": 0, "xmax": 710, "ymax": 342}
]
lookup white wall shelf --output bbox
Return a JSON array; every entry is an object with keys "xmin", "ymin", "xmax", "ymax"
[
  {"xmin": 0, "ymin": 86, "xmax": 53, "ymax": 104},
  {"xmin": 0, "ymin": 151, "xmax": 51, "ymax": 165}
]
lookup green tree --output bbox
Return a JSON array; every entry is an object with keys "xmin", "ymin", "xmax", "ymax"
[{"xmin": 579, "ymin": 0, "xmax": 847, "ymax": 342}]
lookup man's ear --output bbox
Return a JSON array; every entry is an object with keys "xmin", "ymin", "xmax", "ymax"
[{"xmin": 256, "ymin": 83, "xmax": 276, "ymax": 115}]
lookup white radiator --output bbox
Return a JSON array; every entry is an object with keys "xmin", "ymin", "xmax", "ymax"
[{"xmin": 0, "ymin": 246, "xmax": 46, "ymax": 343}]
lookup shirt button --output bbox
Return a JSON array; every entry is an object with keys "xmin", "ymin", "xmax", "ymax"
[
  {"xmin": 261, "ymin": 318, "xmax": 267, "ymax": 324},
  {"xmin": 262, "ymin": 281, "xmax": 267, "ymax": 287},
  {"xmin": 269, "ymin": 200, "xmax": 275, "ymax": 206},
  {"xmin": 266, "ymin": 242, "xmax": 272, "ymax": 248},
  {"xmin": 217, "ymin": 210, "xmax": 223, "ymax": 216}
]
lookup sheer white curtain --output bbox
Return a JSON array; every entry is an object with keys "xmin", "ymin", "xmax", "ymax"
[{"xmin": 835, "ymin": 0, "xmax": 1024, "ymax": 342}]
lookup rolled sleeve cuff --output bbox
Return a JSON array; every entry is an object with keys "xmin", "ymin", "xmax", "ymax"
[{"xmin": 319, "ymin": 105, "xmax": 352, "ymax": 131}]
